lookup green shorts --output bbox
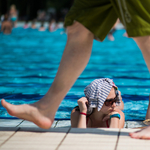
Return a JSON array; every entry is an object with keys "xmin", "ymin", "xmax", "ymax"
[{"xmin": 64, "ymin": 0, "xmax": 150, "ymax": 41}]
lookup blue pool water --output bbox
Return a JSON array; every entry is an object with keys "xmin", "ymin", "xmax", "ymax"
[{"xmin": 0, "ymin": 27, "xmax": 150, "ymax": 121}]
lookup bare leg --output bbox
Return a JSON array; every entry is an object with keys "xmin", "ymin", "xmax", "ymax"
[
  {"xmin": 146, "ymin": 95, "xmax": 150, "ymax": 119},
  {"xmin": 133, "ymin": 36, "xmax": 150, "ymax": 71},
  {"xmin": 1, "ymin": 21, "xmax": 94, "ymax": 129},
  {"xmin": 129, "ymin": 36, "xmax": 150, "ymax": 139}
]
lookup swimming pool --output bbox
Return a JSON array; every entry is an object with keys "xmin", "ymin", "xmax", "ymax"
[{"xmin": 0, "ymin": 26, "xmax": 150, "ymax": 121}]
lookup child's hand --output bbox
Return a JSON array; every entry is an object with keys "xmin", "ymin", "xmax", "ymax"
[
  {"xmin": 102, "ymin": 110, "xmax": 119, "ymax": 121},
  {"xmin": 77, "ymin": 97, "xmax": 88, "ymax": 113}
]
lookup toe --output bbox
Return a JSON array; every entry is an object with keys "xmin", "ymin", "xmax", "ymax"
[{"xmin": 1, "ymin": 99, "xmax": 6, "ymax": 108}]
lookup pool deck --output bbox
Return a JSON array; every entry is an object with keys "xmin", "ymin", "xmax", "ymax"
[{"xmin": 0, "ymin": 119, "xmax": 150, "ymax": 150}]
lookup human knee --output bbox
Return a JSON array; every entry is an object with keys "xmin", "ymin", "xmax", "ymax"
[
  {"xmin": 133, "ymin": 36, "xmax": 150, "ymax": 46},
  {"xmin": 66, "ymin": 21, "xmax": 94, "ymax": 39}
]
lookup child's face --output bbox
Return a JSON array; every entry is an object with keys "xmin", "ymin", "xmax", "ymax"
[{"xmin": 101, "ymin": 87, "xmax": 117, "ymax": 114}]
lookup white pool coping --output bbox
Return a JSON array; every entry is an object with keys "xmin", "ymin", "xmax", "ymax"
[
  {"xmin": 0, "ymin": 119, "xmax": 149, "ymax": 150},
  {"xmin": 0, "ymin": 119, "xmax": 146, "ymax": 129}
]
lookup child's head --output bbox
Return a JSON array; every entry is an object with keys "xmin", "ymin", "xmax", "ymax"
[
  {"xmin": 84, "ymin": 78, "xmax": 120, "ymax": 114},
  {"xmin": 100, "ymin": 86, "xmax": 119, "ymax": 114}
]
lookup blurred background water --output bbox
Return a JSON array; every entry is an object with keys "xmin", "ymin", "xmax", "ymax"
[{"xmin": 0, "ymin": 27, "xmax": 150, "ymax": 121}]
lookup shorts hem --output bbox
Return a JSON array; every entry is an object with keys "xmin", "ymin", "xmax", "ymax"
[
  {"xmin": 64, "ymin": 19, "xmax": 106, "ymax": 41},
  {"xmin": 127, "ymin": 28, "xmax": 150, "ymax": 37}
]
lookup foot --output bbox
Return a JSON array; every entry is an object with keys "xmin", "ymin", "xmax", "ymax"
[
  {"xmin": 1, "ymin": 98, "xmax": 56, "ymax": 129},
  {"xmin": 129, "ymin": 126, "xmax": 150, "ymax": 139}
]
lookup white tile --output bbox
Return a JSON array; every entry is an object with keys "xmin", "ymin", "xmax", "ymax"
[
  {"xmin": 18, "ymin": 120, "xmax": 57, "ymax": 128},
  {"xmin": 59, "ymin": 128, "xmax": 119, "ymax": 150},
  {"xmin": 124, "ymin": 122, "xmax": 127, "ymax": 128},
  {"xmin": 117, "ymin": 128, "xmax": 150, "ymax": 150},
  {"xmin": 55, "ymin": 120, "xmax": 71, "ymax": 128},
  {"xmin": 18, "ymin": 120, "xmax": 39, "ymax": 128},
  {"xmin": 126, "ymin": 121, "xmax": 147, "ymax": 128},
  {"xmin": 0, "ymin": 119, "xmax": 23, "ymax": 127},
  {"xmin": 0, "ymin": 131, "xmax": 15, "ymax": 145},
  {"xmin": 1, "ymin": 128, "xmax": 69, "ymax": 150},
  {"xmin": 0, "ymin": 145, "xmax": 57, "ymax": 150},
  {"xmin": 59, "ymin": 145, "xmax": 114, "ymax": 150}
]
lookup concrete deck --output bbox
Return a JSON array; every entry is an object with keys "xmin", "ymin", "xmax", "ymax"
[{"xmin": 0, "ymin": 119, "xmax": 149, "ymax": 150}]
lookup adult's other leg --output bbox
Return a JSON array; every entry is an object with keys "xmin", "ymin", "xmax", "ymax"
[
  {"xmin": 129, "ymin": 36, "xmax": 150, "ymax": 139},
  {"xmin": 134, "ymin": 36, "xmax": 150, "ymax": 71},
  {"xmin": 146, "ymin": 95, "xmax": 150, "ymax": 120},
  {"xmin": 1, "ymin": 21, "xmax": 94, "ymax": 129}
]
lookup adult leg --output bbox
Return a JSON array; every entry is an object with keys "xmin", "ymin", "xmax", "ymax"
[
  {"xmin": 129, "ymin": 36, "xmax": 150, "ymax": 139},
  {"xmin": 133, "ymin": 36, "xmax": 150, "ymax": 71},
  {"xmin": 146, "ymin": 95, "xmax": 150, "ymax": 120},
  {"xmin": 1, "ymin": 21, "xmax": 94, "ymax": 129}
]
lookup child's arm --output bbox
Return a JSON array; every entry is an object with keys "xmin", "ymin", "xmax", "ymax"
[
  {"xmin": 77, "ymin": 97, "xmax": 88, "ymax": 128},
  {"xmin": 109, "ymin": 109, "xmax": 125, "ymax": 128},
  {"xmin": 77, "ymin": 112, "xmax": 87, "ymax": 128},
  {"xmin": 71, "ymin": 97, "xmax": 88, "ymax": 128}
]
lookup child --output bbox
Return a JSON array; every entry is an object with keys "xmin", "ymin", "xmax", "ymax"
[{"xmin": 71, "ymin": 78, "xmax": 125, "ymax": 128}]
